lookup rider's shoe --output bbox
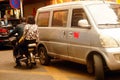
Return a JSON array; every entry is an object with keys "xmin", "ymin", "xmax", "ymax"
[{"xmin": 14, "ymin": 63, "xmax": 21, "ymax": 68}]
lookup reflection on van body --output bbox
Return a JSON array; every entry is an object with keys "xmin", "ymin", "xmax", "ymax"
[{"xmin": 35, "ymin": 1, "xmax": 120, "ymax": 80}]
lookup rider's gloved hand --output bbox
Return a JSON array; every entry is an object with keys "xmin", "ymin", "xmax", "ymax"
[{"xmin": 9, "ymin": 37, "xmax": 16, "ymax": 41}]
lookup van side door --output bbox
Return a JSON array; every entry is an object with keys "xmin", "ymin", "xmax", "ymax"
[
  {"xmin": 48, "ymin": 10, "xmax": 69, "ymax": 56},
  {"xmin": 67, "ymin": 8, "xmax": 91, "ymax": 61}
]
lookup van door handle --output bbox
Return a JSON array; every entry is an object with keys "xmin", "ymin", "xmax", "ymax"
[
  {"xmin": 62, "ymin": 31, "xmax": 66, "ymax": 38},
  {"xmin": 63, "ymin": 31, "xmax": 66, "ymax": 35}
]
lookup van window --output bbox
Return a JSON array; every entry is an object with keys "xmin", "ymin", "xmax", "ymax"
[
  {"xmin": 37, "ymin": 12, "xmax": 50, "ymax": 27},
  {"xmin": 52, "ymin": 10, "xmax": 68, "ymax": 27},
  {"xmin": 87, "ymin": 4, "xmax": 120, "ymax": 28},
  {"xmin": 71, "ymin": 9, "xmax": 87, "ymax": 27}
]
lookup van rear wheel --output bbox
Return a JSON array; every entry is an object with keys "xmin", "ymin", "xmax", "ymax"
[
  {"xmin": 93, "ymin": 54, "xmax": 104, "ymax": 80},
  {"xmin": 38, "ymin": 47, "xmax": 50, "ymax": 65}
]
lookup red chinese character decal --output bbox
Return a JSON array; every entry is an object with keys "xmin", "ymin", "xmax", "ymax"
[{"xmin": 74, "ymin": 32, "xmax": 79, "ymax": 39}]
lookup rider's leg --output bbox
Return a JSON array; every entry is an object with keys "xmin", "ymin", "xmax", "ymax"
[{"xmin": 14, "ymin": 44, "xmax": 22, "ymax": 67}]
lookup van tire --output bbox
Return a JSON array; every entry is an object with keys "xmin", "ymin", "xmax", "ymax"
[
  {"xmin": 93, "ymin": 54, "xmax": 104, "ymax": 80},
  {"xmin": 38, "ymin": 47, "xmax": 50, "ymax": 65}
]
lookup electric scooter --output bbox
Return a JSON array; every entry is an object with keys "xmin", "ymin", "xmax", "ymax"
[{"xmin": 16, "ymin": 40, "xmax": 37, "ymax": 68}]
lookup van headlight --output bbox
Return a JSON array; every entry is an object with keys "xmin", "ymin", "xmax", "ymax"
[{"xmin": 100, "ymin": 35, "xmax": 118, "ymax": 48}]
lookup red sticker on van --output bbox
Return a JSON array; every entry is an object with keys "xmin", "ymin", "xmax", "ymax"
[{"xmin": 74, "ymin": 32, "xmax": 79, "ymax": 39}]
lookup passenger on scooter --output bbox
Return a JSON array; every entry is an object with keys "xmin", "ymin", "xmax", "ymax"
[
  {"xmin": 23, "ymin": 15, "xmax": 38, "ymax": 43},
  {"xmin": 22, "ymin": 15, "xmax": 38, "ymax": 58}
]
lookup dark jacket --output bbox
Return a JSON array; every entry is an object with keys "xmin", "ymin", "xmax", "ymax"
[{"xmin": 8, "ymin": 22, "xmax": 26, "ymax": 41}]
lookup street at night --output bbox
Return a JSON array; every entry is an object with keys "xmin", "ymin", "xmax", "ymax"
[
  {"xmin": 0, "ymin": 47, "xmax": 120, "ymax": 80},
  {"xmin": 1, "ymin": 0, "xmax": 120, "ymax": 80}
]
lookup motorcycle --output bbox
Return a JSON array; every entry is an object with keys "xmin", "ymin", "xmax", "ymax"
[
  {"xmin": 13, "ymin": 39, "xmax": 38, "ymax": 68},
  {"xmin": 0, "ymin": 35, "xmax": 39, "ymax": 68}
]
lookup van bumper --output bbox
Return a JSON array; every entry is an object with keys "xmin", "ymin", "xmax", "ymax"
[{"xmin": 103, "ymin": 47, "xmax": 120, "ymax": 71}]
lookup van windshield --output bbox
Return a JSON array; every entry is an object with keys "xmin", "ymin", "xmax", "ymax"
[{"xmin": 87, "ymin": 3, "xmax": 120, "ymax": 29}]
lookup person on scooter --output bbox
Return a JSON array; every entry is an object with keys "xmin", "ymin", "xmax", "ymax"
[
  {"xmin": 8, "ymin": 17, "xmax": 26, "ymax": 67},
  {"xmin": 22, "ymin": 15, "xmax": 38, "ymax": 58}
]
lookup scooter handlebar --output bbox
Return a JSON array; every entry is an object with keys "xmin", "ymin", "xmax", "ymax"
[{"xmin": 0, "ymin": 36, "xmax": 8, "ymax": 39}]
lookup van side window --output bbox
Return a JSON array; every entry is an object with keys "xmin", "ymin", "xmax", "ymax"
[
  {"xmin": 71, "ymin": 9, "xmax": 87, "ymax": 27},
  {"xmin": 52, "ymin": 10, "xmax": 68, "ymax": 27},
  {"xmin": 37, "ymin": 12, "xmax": 50, "ymax": 27}
]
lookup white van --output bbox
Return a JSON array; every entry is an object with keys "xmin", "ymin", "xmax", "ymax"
[{"xmin": 35, "ymin": 1, "xmax": 120, "ymax": 80}]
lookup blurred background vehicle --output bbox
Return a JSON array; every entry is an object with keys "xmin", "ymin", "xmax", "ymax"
[{"xmin": 0, "ymin": 18, "xmax": 20, "ymax": 47}]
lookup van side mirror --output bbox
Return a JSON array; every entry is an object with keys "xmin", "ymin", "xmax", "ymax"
[{"xmin": 78, "ymin": 19, "xmax": 90, "ymax": 28}]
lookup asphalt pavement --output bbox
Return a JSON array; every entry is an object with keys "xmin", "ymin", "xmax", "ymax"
[{"xmin": 0, "ymin": 46, "xmax": 120, "ymax": 80}]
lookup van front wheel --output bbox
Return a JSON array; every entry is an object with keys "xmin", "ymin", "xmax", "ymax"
[
  {"xmin": 94, "ymin": 54, "xmax": 104, "ymax": 80},
  {"xmin": 38, "ymin": 47, "xmax": 50, "ymax": 65}
]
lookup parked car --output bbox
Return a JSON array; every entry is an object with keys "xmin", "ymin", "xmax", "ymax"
[
  {"xmin": 0, "ymin": 19, "xmax": 20, "ymax": 46},
  {"xmin": 35, "ymin": 1, "xmax": 120, "ymax": 80}
]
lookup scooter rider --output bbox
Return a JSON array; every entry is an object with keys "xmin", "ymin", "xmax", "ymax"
[{"xmin": 8, "ymin": 17, "xmax": 26, "ymax": 67}]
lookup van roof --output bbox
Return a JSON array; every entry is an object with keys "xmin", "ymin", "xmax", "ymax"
[{"xmin": 37, "ymin": 1, "xmax": 116, "ymax": 11}]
